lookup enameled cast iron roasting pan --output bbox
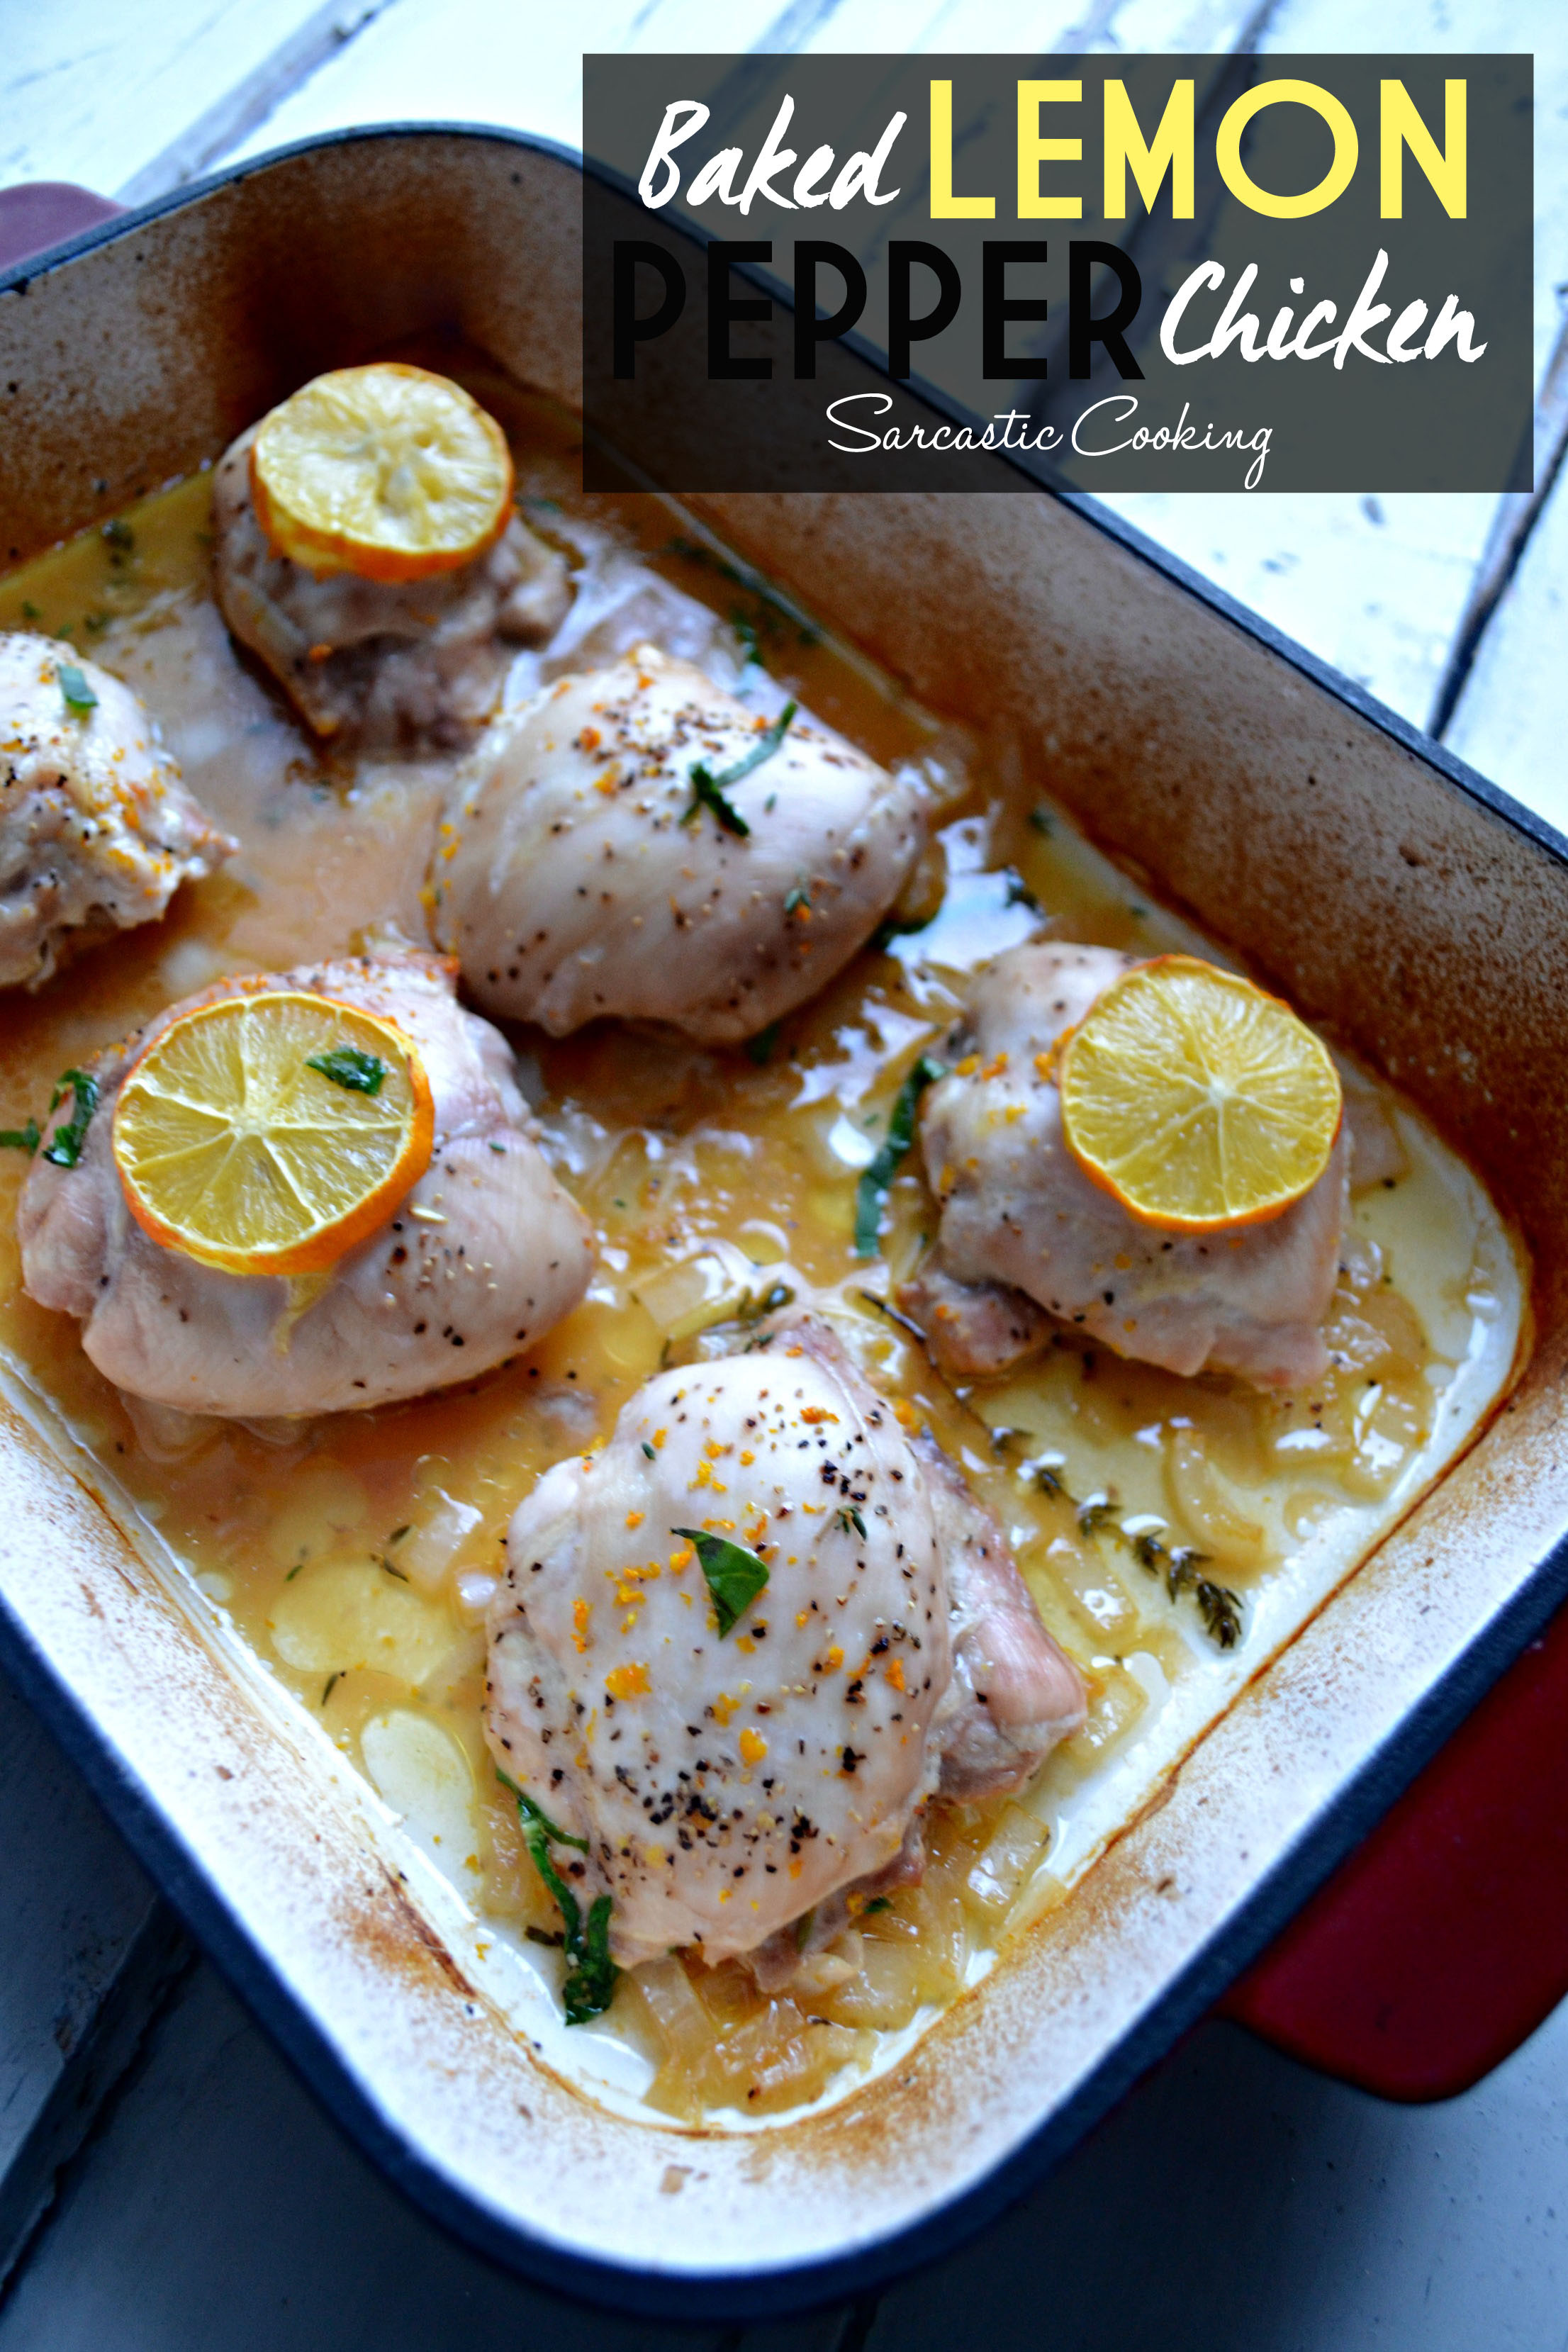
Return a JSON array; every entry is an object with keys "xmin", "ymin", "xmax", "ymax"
[{"xmin": 0, "ymin": 128, "xmax": 1565, "ymax": 2318}]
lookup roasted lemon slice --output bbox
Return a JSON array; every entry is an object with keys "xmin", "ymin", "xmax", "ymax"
[
  {"xmin": 250, "ymin": 364, "xmax": 514, "ymax": 583},
  {"xmin": 1058, "ymin": 955, "xmax": 1342, "ymax": 1232},
  {"xmin": 113, "ymin": 991, "xmax": 435, "ymax": 1275}
]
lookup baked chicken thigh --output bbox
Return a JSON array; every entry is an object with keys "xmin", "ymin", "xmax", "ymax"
[
  {"xmin": 212, "ymin": 425, "xmax": 572, "ymax": 750},
  {"xmin": 437, "ymin": 645, "xmax": 929, "ymax": 1042},
  {"xmin": 902, "ymin": 942, "xmax": 1350, "ymax": 1388},
  {"xmin": 485, "ymin": 1314, "xmax": 1082, "ymax": 1970},
  {"xmin": 18, "ymin": 951, "xmax": 593, "ymax": 1416},
  {"xmin": 1, "ymin": 634, "xmax": 233, "ymax": 989}
]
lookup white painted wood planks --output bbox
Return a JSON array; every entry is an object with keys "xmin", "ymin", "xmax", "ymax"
[
  {"xmin": 0, "ymin": 0, "xmax": 345, "ymax": 201},
  {"xmin": 1444, "ymin": 459, "xmax": 1568, "ymax": 836}
]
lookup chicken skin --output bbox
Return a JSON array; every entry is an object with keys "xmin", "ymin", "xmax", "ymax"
[
  {"xmin": 18, "ymin": 951, "xmax": 593, "ymax": 1417},
  {"xmin": 212, "ymin": 425, "xmax": 573, "ymax": 750},
  {"xmin": 485, "ymin": 1314, "xmax": 1082, "ymax": 1969},
  {"xmin": 437, "ymin": 645, "xmax": 929, "ymax": 1042},
  {"xmin": 1, "ymin": 635, "xmax": 234, "ymax": 990},
  {"xmin": 903, "ymin": 942, "xmax": 1350, "ymax": 1389}
]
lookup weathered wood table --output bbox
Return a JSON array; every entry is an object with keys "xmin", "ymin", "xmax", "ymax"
[{"xmin": 0, "ymin": 2, "xmax": 1564, "ymax": 2343}]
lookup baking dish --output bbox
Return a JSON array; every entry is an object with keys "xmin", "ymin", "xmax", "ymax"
[{"xmin": 0, "ymin": 126, "xmax": 1564, "ymax": 2317}]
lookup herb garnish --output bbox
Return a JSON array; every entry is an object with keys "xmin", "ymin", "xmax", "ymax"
[
  {"xmin": 870, "ymin": 909, "xmax": 934, "ymax": 954},
  {"xmin": 1024, "ymin": 1453, "xmax": 1243, "ymax": 1650},
  {"xmin": 835, "ymin": 1503, "xmax": 868, "ymax": 1540},
  {"xmin": 662, "ymin": 536, "xmax": 820, "ymax": 647},
  {"xmin": 57, "ymin": 662, "xmax": 97, "ymax": 717},
  {"xmin": 681, "ymin": 701, "xmax": 796, "ymax": 836},
  {"xmin": 498, "ymin": 1771, "xmax": 618, "ymax": 2025},
  {"xmin": 1128, "ymin": 1526, "xmax": 1243, "ymax": 1650},
  {"xmin": 43, "ymin": 1069, "xmax": 98, "ymax": 1168},
  {"xmin": 0, "ymin": 1120, "xmax": 40, "ymax": 1155},
  {"xmin": 858, "ymin": 1288, "xmax": 929, "ymax": 1345},
  {"xmin": 673, "ymin": 1526, "xmax": 769, "ymax": 1637},
  {"xmin": 853, "ymin": 1054, "xmax": 947, "ymax": 1258},
  {"xmin": 734, "ymin": 1279, "xmax": 793, "ymax": 1327},
  {"xmin": 783, "ymin": 880, "xmax": 811, "ymax": 916},
  {"xmin": 641, "ymin": 1440, "xmax": 656, "ymax": 1460},
  {"xmin": 746, "ymin": 1021, "xmax": 780, "ymax": 1066},
  {"xmin": 306, "ymin": 1046, "xmax": 386, "ymax": 1095},
  {"xmin": 102, "ymin": 517, "xmax": 135, "ymax": 554}
]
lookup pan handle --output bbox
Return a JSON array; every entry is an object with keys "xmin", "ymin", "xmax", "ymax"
[
  {"xmin": 0, "ymin": 184, "xmax": 123, "ymax": 274},
  {"xmin": 1222, "ymin": 1592, "xmax": 1568, "ymax": 2100}
]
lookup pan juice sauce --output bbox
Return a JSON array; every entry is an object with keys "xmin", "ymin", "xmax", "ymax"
[{"xmin": 0, "ymin": 393, "xmax": 1525, "ymax": 2127}]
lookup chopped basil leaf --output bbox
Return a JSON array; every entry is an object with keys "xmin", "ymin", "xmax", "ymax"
[
  {"xmin": 853, "ymin": 1054, "xmax": 946, "ymax": 1258},
  {"xmin": 745, "ymin": 1021, "xmax": 780, "ymax": 1066},
  {"xmin": 57, "ymin": 662, "xmax": 97, "ymax": 717},
  {"xmin": 498, "ymin": 1772, "xmax": 617, "ymax": 2025},
  {"xmin": 305, "ymin": 1046, "xmax": 386, "ymax": 1095},
  {"xmin": 566, "ymin": 1895, "xmax": 617, "ymax": 2026},
  {"xmin": 863, "ymin": 1895, "xmax": 892, "ymax": 1915},
  {"xmin": 673, "ymin": 1526, "xmax": 769, "ymax": 1637},
  {"xmin": 681, "ymin": 765, "xmax": 749, "ymax": 837},
  {"xmin": 20, "ymin": 600, "xmax": 40, "ymax": 622},
  {"xmin": 0, "ymin": 1120, "xmax": 40, "ymax": 1155},
  {"xmin": 641, "ymin": 1440, "xmax": 656, "ymax": 1460},
  {"xmin": 42, "ymin": 1068, "xmax": 98, "ymax": 1168},
  {"xmin": 681, "ymin": 700, "xmax": 796, "ymax": 836}
]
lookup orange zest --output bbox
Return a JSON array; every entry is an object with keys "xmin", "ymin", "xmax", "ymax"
[
  {"xmin": 112, "ymin": 990, "xmax": 434, "ymax": 1276},
  {"xmin": 1057, "ymin": 954, "xmax": 1342, "ymax": 1232}
]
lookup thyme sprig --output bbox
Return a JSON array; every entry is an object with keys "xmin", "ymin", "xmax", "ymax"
[
  {"xmin": 498, "ymin": 1771, "xmax": 618, "ymax": 2025},
  {"xmin": 1024, "ymin": 1455, "xmax": 1244, "ymax": 1650}
]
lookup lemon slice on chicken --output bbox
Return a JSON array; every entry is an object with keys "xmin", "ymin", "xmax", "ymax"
[
  {"xmin": 250, "ymin": 364, "xmax": 515, "ymax": 583},
  {"xmin": 1058, "ymin": 955, "xmax": 1342, "ymax": 1232},
  {"xmin": 113, "ymin": 991, "xmax": 435, "ymax": 1275}
]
